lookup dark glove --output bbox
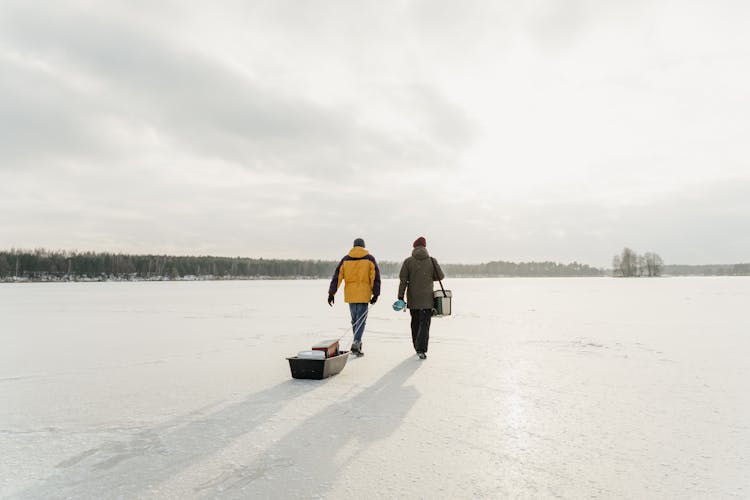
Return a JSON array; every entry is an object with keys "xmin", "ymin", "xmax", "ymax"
[
  {"xmin": 369, "ymin": 295, "xmax": 378, "ymax": 304},
  {"xmin": 327, "ymin": 293, "xmax": 335, "ymax": 306}
]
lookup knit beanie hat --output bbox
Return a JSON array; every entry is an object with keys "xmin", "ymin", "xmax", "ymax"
[
  {"xmin": 353, "ymin": 238, "xmax": 366, "ymax": 248},
  {"xmin": 413, "ymin": 236, "xmax": 426, "ymax": 248}
]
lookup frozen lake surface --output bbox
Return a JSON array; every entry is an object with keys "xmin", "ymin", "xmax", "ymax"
[{"xmin": 2, "ymin": 277, "xmax": 749, "ymax": 499}]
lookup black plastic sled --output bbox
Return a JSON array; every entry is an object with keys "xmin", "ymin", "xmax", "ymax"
[
  {"xmin": 287, "ymin": 339, "xmax": 350, "ymax": 380},
  {"xmin": 287, "ymin": 351, "xmax": 350, "ymax": 380}
]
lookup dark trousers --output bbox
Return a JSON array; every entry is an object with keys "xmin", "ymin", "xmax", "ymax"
[{"xmin": 410, "ymin": 309, "xmax": 432, "ymax": 353}]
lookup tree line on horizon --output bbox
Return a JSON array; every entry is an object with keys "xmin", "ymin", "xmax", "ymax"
[
  {"xmin": 1, "ymin": 249, "xmax": 604, "ymax": 280},
  {"xmin": 662, "ymin": 263, "xmax": 750, "ymax": 276},
  {"xmin": 3, "ymin": 249, "xmax": 747, "ymax": 281}
]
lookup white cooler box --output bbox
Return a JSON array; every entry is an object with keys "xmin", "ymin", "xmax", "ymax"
[{"xmin": 433, "ymin": 289, "xmax": 452, "ymax": 316}]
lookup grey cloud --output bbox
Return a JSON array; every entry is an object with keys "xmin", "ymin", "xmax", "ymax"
[
  {"xmin": 3, "ymin": 1, "xmax": 745, "ymax": 265},
  {"xmin": 522, "ymin": 0, "xmax": 649, "ymax": 53},
  {"xmin": 603, "ymin": 180, "xmax": 750, "ymax": 265},
  {"xmin": 524, "ymin": 1, "xmax": 586, "ymax": 49},
  {"xmin": 0, "ymin": 58, "xmax": 111, "ymax": 168},
  {"xmin": 438, "ymin": 179, "xmax": 750, "ymax": 266},
  {"xmin": 388, "ymin": 84, "xmax": 475, "ymax": 150},
  {"xmin": 0, "ymin": 2, "xmax": 474, "ymax": 179}
]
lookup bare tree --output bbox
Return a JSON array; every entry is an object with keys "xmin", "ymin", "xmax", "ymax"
[
  {"xmin": 620, "ymin": 247, "xmax": 638, "ymax": 277},
  {"xmin": 612, "ymin": 254, "xmax": 622, "ymax": 277},
  {"xmin": 644, "ymin": 252, "xmax": 664, "ymax": 277},
  {"xmin": 653, "ymin": 253, "xmax": 663, "ymax": 276},
  {"xmin": 616, "ymin": 248, "xmax": 664, "ymax": 277},
  {"xmin": 637, "ymin": 255, "xmax": 646, "ymax": 277}
]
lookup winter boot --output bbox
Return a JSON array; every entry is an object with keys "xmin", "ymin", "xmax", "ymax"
[{"xmin": 351, "ymin": 341, "xmax": 363, "ymax": 357}]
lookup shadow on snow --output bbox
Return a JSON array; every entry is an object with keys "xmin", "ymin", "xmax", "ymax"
[{"xmin": 17, "ymin": 357, "xmax": 421, "ymax": 499}]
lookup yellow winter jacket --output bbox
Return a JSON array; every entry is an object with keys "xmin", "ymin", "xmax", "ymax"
[{"xmin": 328, "ymin": 247, "xmax": 381, "ymax": 303}]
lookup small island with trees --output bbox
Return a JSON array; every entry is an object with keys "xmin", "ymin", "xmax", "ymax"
[{"xmin": 612, "ymin": 247, "xmax": 664, "ymax": 277}]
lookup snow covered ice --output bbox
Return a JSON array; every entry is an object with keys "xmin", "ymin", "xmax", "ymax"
[{"xmin": 1, "ymin": 277, "xmax": 749, "ymax": 498}]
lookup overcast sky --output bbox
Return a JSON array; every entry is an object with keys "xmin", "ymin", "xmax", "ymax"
[{"xmin": 2, "ymin": 0, "xmax": 749, "ymax": 266}]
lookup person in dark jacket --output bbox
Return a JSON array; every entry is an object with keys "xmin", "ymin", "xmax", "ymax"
[
  {"xmin": 328, "ymin": 238, "xmax": 381, "ymax": 356},
  {"xmin": 398, "ymin": 236, "xmax": 444, "ymax": 359}
]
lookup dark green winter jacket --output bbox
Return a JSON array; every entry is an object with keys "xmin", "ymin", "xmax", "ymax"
[{"xmin": 398, "ymin": 246, "xmax": 445, "ymax": 309}]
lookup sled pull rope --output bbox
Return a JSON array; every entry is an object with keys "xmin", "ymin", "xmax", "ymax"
[{"xmin": 336, "ymin": 305, "xmax": 370, "ymax": 344}]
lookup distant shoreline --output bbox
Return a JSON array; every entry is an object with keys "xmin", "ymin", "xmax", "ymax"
[
  {"xmin": 2, "ymin": 249, "xmax": 748, "ymax": 281},
  {"xmin": 4, "ymin": 274, "xmax": 749, "ymax": 284}
]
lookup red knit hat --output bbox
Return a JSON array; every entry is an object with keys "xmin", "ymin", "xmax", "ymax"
[{"xmin": 413, "ymin": 236, "xmax": 426, "ymax": 248}]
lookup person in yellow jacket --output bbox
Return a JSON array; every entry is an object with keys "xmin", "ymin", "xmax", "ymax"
[{"xmin": 328, "ymin": 238, "xmax": 381, "ymax": 356}]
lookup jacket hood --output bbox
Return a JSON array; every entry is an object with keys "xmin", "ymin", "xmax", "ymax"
[
  {"xmin": 348, "ymin": 246, "xmax": 369, "ymax": 258},
  {"xmin": 412, "ymin": 246, "xmax": 430, "ymax": 260}
]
